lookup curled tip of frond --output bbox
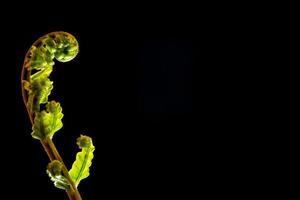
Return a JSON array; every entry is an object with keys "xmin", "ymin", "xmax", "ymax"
[{"xmin": 77, "ymin": 135, "xmax": 93, "ymax": 148}]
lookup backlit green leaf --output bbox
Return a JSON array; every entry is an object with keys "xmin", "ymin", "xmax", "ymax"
[
  {"xmin": 24, "ymin": 66, "xmax": 54, "ymax": 113},
  {"xmin": 31, "ymin": 101, "xmax": 63, "ymax": 140},
  {"xmin": 69, "ymin": 135, "xmax": 95, "ymax": 186}
]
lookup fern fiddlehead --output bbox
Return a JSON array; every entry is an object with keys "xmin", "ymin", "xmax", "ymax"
[{"xmin": 21, "ymin": 32, "xmax": 95, "ymax": 200}]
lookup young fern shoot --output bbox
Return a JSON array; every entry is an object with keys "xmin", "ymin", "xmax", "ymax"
[{"xmin": 21, "ymin": 31, "xmax": 95, "ymax": 200}]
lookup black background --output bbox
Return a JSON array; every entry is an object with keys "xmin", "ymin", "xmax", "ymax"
[{"xmin": 1, "ymin": 5, "xmax": 196, "ymax": 200}]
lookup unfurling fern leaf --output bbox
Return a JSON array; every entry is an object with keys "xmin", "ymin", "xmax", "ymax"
[
  {"xmin": 69, "ymin": 135, "xmax": 95, "ymax": 186},
  {"xmin": 22, "ymin": 32, "xmax": 94, "ymax": 199},
  {"xmin": 47, "ymin": 160, "xmax": 70, "ymax": 190}
]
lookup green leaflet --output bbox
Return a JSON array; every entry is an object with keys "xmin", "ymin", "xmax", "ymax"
[
  {"xmin": 47, "ymin": 160, "xmax": 70, "ymax": 190},
  {"xmin": 30, "ymin": 76, "xmax": 53, "ymax": 112},
  {"xmin": 32, "ymin": 101, "xmax": 63, "ymax": 140},
  {"xmin": 24, "ymin": 66, "xmax": 54, "ymax": 113},
  {"xmin": 29, "ymin": 45, "xmax": 55, "ymax": 70},
  {"xmin": 30, "ymin": 65, "xmax": 53, "ymax": 81},
  {"xmin": 69, "ymin": 135, "xmax": 95, "ymax": 186}
]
